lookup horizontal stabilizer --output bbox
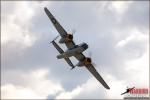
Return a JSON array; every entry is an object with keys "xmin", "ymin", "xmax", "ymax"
[
  {"xmin": 51, "ymin": 40, "xmax": 63, "ymax": 53},
  {"xmin": 51, "ymin": 40, "xmax": 75, "ymax": 68},
  {"xmin": 64, "ymin": 58, "xmax": 74, "ymax": 67}
]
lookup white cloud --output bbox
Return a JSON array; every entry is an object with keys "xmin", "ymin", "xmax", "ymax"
[
  {"xmin": 110, "ymin": 1, "xmax": 133, "ymax": 16},
  {"xmin": 1, "ymin": 1, "xmax": 51, "ymax": 47},
  {"xmin": 55, "ymin": 75, "xmax": 124, "ymax": 99},
  {"xmin": 125, "ymin": 45, "xmax": 149, "ymax": 88},
  {"xmin": 116, "ymin": 28, "xmax": 148, "ymax": 47},
  {"xmin": 56, "ymin": 86, "xmax": 82, "ymax": 99},
  {"xmin": 1, "ymin": 69, "xmax": 64, "ymax": 99},
  {"xmin": 56, "ymin": 78, "xmax": 108, "ymax": 99},
  {"xmin": 1, "ymin": 84, "xmax": 42, "ymax": 99},
  {"xmin": 105, "ymin": 75, "xmax": 125, "ymax": 99},
  {"xmin": 1, "ymin": 1, "xmax": 36, "ymax": 47}
]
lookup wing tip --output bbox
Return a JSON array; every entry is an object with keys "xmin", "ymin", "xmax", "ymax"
[
  {"xmin": 104, "ymin": 84, "xmax": 110, "ymax": 90},
  {"xmin": 44, "ymin": 7, "xmax": 47, "ymax": 10},
  {"xmin": 44, "ymin": 7, "xmax": 48, "ymax": 12},
  {"xmin": 106, "ymin": 86, "xmax": 110, "ymax": 90}
]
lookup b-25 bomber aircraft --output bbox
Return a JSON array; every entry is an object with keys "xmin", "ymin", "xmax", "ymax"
[{"xmin": 44, "ymin": 7, "xmax": 110, "ymax": 90}]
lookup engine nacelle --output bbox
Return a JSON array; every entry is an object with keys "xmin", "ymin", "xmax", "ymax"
[
  {"xmin": 76, "ymin": 57, "xmax": 92, "ymax": 67},
  {"xmin": 59, "ymin": 34, "xmax": 73, "ymax": 43}
]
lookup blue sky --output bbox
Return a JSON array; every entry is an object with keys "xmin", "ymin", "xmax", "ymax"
[{"xmin": 1, "ymin": 1, "xmax": 149, "ymax": 99}]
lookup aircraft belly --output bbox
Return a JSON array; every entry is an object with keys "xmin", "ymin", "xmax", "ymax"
[
  {"xmin": 57, "ymin": 51, "xmax": 76, "ymax": 59},
  {"xmin": 57, "ymin": 47, "xmax": 84, "ymax": 59}
]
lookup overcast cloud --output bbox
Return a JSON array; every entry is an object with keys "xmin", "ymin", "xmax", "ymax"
[{"xmin": 1, "ymin": 1, "xmax": 149, "ymax": 99}]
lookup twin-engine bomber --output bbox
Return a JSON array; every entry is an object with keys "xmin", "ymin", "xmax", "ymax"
[{"xmin": 44, "ymin": 7, "xmax": 110, "ymax": 90}]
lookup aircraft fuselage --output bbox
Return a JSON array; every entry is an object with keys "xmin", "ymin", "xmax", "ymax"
[{"xmin": 57, "ymin": 43, "xmax": 88, "ymax": 59}]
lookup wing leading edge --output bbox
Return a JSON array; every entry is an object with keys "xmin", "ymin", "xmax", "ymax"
[
  {"xmin": 85, "ymin": 64, "xmax": 110, "ymax": 89},
  {"xmin": 44, "ymin": 7, "xmax": 76, "ymax": 49},
  {"xmin": 73, "ymin": 53, "xmax": 110, "ymax": 89},
  {"xmin": 44, "ymin": 7, "xmax": 67, "ymax": 37}
]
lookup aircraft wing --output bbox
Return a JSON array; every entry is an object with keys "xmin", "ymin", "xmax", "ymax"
[
  {"xmin": 85, "ymin": 64, "xmax": 110, "ymax": 89},
  {"xmin": 44, "ymin": 7, "xmax": 67, "ymax": 37},
  {"xmin": 64, "ymin": 42, "xmax": 76, "ymax": 49},
  {"xmin": 74, "ymin": 53, "xmax": 86, "ymax": 61},
  {"xmin": 73, "ymin": 53, "xmax": 110, "ymax": 89},
  {"xmin": 44, "ymin": 7, "xmax": 75, "ymax": 49}
]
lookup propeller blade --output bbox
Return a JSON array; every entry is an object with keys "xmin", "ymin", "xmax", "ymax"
[
  {"xmin": 54, "ymin": 35, "xmax": 59, "ymax": 41},
  {"xmin": 88, "ymin": 51, "xmax": 97, "ymax": 67},
  {"xmin": 89, "ymin": 51, "xmax": 92, "ymax": 58},
  {"xmin": 50, "ymin": 35, "xmax": 59, "ymax": 43},
  {"xmin": 71, "ymin": 29, "xmax": 76, "ymax": 35},
  {"xmin": 92, "ymin": 62, "xmax": 96, "ymax": 67}
]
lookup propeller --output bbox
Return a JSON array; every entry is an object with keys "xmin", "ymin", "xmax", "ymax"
[
  {"xmin": 88, "ymin": 51, "xmax": 96, "ymax": 66},
  {"xmin": 89, "ymin": 51, "xmax": 92, "ymax": 58},
  {"xmin": 50, "ymin": 35, "xmax": 59, "ymax": 43},
  {"xmin": 54, "ymin": 35, "xmax": 59, "ymax": 41},
  {"xmin": 71, "ymin": 29, "xmax": 76, "ymax": 35}
]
